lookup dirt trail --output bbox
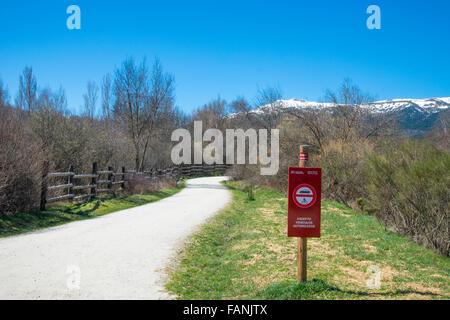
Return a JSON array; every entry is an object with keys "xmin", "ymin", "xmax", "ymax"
[{"xmin": 0, "ymin": 176, "xmax": 231, "ymax": 299}]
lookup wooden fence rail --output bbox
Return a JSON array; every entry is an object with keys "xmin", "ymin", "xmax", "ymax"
[{"xmin": 40, "ymin": 162, "xmax": 230, "ymax": 211}]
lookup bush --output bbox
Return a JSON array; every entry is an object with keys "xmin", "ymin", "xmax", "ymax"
[
  {"xmin": 363, "ymin": 139, "xmax": 449, "ymax": 256},
  {"xmin": 0, "ymin": 107, "xmax": 43, "ymax": 215},
  {"xmin": 126, "ymin": 173, "xmax": 177, "ymax": 194},
  {"xmin": 312, "ymin": 140, "xmax": 373, "ymax": 207}
]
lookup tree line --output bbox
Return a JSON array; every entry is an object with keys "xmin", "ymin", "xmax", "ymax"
[{"xmin": 0, "ymin": 61, "xmax": 448, "ymax": 255}]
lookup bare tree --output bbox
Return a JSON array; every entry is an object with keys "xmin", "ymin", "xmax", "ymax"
[
  {"xmin": 83, "ymin": 81, "xmax": 99, "ymax": 118},
  {"xmin": 255, "ymin": 86, "xmax": 283, "ymax": 108},
  {"xmin": 32, "ymin": 88, "xmax": 62, "ymax": 150},
  {"xmin": 192, "ymin": 97, "xmax": 227, "ymax": 129},
  {"xmin": 325, "ymin": 78, "xmax": 372, "ymax": 106},
  {"xmin": 226, "ymin": 97, "xmax": 254, "ymax": 130},
  {"xmin": 113, "ymin": 57, "xmax": 174, "ymax": 171},
  {"xmin": 230, "ymin": 96, "xmax": 251, "ymax": 114},
  {"xmin": 287, "ymin": 108, "xmax": 332, "ymax": 152},
  {"xmin": 324, "ymin": 78, "xmax": 397, "ymax": 143},
  {"xmin": 101, "ymin": 74, "xmax": 113, "ymax": 119},
  {"xmin": 0, "ymin": 78, "xmax": 10, "ymax": 107},
  {"xmin": 16, "ymin": 67, "xmax": 37, "ymax": 111},
  {"xmin": 428, "ymin": 109, "xmax": 450, "ymax": 151},
  {"xmin": 252, "ymin": 86, "xmax": 283, "ymax": 131},
  {"xmin": 324, "ymin": 78, "xmax": 373, "ymax": 142},
  {"xmin": 53, "ymin": 86, "xmax": 68, "ymax": 114},
  {"xmin": 140, "ymin": 58, "xmax": 175, "ymax": 170},
  {"xmin": 286, "ymin": 79, "xmax": 393, "ymax": 151}
]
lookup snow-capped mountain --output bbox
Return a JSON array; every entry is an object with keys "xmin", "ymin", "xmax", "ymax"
[
  {"xmin": 363, "ymin": 97, "xmax": 449, "ymax": 113},
  {"xmin": 250, "ymin": 97, "xmax": 449, "ymax": 114},
  {"xmin": 239, "ymin": 97, "xmax": 449, "ymax": 134}
]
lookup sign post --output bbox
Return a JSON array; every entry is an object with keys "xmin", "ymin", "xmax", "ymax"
[
  {"xmin": 287, "ymin": 145, "xmax": 322, "ymax": 282},
  {"xmin": 298, "ymin": 145, "xmax": 308, "ymax": 282}
]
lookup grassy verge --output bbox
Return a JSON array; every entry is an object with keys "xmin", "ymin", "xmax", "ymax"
[
  {"xmin": 166, "ymin": 181, "xmax": 450, "ymax": 300},
  {"xmin": 0, "ymin": 181, "xmax": 185, "ymax": 238}
]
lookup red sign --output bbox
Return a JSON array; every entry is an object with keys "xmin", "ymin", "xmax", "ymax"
[
  {"xmin": 287, "ymin": 167, "xmax": 322, "ymax": 238},
  {"xmin": 293, "ymin": 184, "xmax": 317, "ymax": 208}
]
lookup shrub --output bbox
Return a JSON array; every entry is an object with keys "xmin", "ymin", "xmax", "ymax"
[
  {"xmin": 312, "ymin": 140, "xmax": 374, "ymax": 207},
  {"xmin": 126, "ymin": 173, "xmax": 177, "ymax": 194},
  {"xmin": 0, "ymin": 107, "xmax": 43, "ymax": 215},
  {"xmin": 364, "ymin": 139, "xmax": 449, "ymax": 256}
]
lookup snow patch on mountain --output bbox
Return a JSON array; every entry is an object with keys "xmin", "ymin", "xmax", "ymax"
[
  {"xmin": 364, "ymin": 97, "xmax": 450, "ymax": 114},
  {"xmin": 250, "ymin": 97, "xmax": 450, "ymax": 115}
]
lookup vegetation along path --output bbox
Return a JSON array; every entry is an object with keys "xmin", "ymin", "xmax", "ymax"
[
  {"xmin": 166, "ymin": 181, "xmax": 449, "ymax": 300},
  {"xmin": 0, "ymin": 177, "xmax": 231, "ymax": 299}
]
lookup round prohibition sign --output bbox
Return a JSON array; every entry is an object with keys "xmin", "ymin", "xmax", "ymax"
[{"xmin": 293, "ymin": 184, "xmax": 317, "ymax": 208}]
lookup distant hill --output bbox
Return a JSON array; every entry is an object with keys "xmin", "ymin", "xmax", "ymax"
[{"xmin": 234, "ymin": 97, "xmax": 450, "ymax": 135}]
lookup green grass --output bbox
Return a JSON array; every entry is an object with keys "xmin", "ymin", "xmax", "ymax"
[
  {"xmin": 166, "ymin": 181, "xmax": 450, "ymax": 300},
  {"xmin": 0, "ymin": 181, "xmax": 185, "ymax": 238}
]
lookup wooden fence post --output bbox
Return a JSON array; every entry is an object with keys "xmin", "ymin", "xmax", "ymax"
[
  {"xmin": 108, "ymin": 166, "xmax": 114, "ymax": 195},
  {"xmin": 68, "ymin": 165, "xmax": 74, "ymax": 204},
  {"xmin": 121, "ymin": 166, "xmax": 126, "ymax": 189},
  {"xmin": 298, "ymin": 145, "xmax": 309, "ymax": 282},
  {"xmin": 40, "ymin": 160, "xmax": 50, "ymax": 211},
  {"xmin": 91, "ymin": 162, "xmax": 97, "ymax": 199}
]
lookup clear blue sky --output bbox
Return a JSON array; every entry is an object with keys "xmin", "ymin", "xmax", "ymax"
[{"xmin": 1, "ymin": 0, "xmax": 449, "ymax": 114}]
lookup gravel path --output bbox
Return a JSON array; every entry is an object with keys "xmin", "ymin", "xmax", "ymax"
[{"xmin": 0, "ymin": 176, "xmax": 231, "ymax": 299}]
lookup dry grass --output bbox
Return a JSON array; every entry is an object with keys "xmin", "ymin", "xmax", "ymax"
[{"xmin": 167, "ymin": 182, "xmax": 450, "ymax": 300}]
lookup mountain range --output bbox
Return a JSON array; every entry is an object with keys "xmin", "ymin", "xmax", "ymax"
[{"xmin": 246, "ymin": 97, "xmax": 450, "ymax": 135}]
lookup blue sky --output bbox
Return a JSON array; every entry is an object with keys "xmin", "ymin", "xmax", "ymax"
[{"xmin": 0, "ymin": 0, "xmax": 449, "ymax": 114}]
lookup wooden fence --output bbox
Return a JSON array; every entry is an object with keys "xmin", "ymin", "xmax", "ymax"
[{"xmin": 40, "ymin": 162, "xmax": 230, "ymax": 211}]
